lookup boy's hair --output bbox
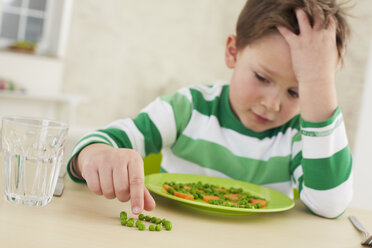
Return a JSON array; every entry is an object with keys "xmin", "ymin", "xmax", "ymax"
[{"xmin": 236, "ymin": 0, "xmax": 350, "ymax": 61}]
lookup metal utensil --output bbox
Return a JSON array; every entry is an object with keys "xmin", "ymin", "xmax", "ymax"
[{"xmin": 349, "ymin": 216, "xmax": 372, "ymax": 246}]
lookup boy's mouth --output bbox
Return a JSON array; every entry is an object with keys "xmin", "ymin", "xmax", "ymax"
[{"xmin": 252, "ymin": 111, "xmax": 271, "ymax": 124}]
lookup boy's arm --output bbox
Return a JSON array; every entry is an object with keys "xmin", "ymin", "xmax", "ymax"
[
  {"xmin": 65, "ymin": 91, "xmax": 191, "ymax": 214},
  {"xmin": 65, "ymin": 88, "xmax": 194, "ymax": 215},
  {"xmin": 66, "ymin": 127, "xmax": 130, "ymax": 183},
  {"xmin": 290, "ymin": 109, "xmax": 352, "ymax": 218},
  {"xmin": 279, "ymin": 9, "xmax": 353, "ymax": 218},
  {"xmin": 67, "ymin": 87, "xmax": 193, "ymax": 182}
]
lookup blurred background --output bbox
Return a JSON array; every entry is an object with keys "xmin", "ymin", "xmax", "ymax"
[{"xmin": 0, "ymin": 0, "xmax": 371, "ymax": 209}]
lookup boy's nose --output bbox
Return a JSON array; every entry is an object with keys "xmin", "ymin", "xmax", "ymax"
[{"xmin": 261, "ymin": 93, "xmax": 281, "ymax": 112}]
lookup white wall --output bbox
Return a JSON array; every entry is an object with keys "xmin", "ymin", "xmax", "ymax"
[
  {"xmin": 351, "ymin": 36, "xmax": 372, "ymax": 210},
  {"xmin": 0, "ymin": 50, "xmax": 64, "ymax": 94},
  {"xmin": 61, "ymin": 0, "xmax": 250, "ymax": 126}
]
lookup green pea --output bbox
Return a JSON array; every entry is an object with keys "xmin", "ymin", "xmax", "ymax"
[
  {"xmin": 127, "ymin": 218, "xmax": 134, "ymax": 227},
  {"xmin": 145, "ymin": 215, "xmax": 151, "ymax": 221},
  {"xmin": 167, "ymin": 188, "xmax": 175, "ymax": 194},
  {"xmin": 120, "ymin": 211, "xmax": 127, "ymax": 220},
  {"xmin": 155, "ymin": 218, "xmax": 162, "ymax": 224},
  {"xmin": 120, "ymin": 219, "xmax": 127, "ymax": 226},
  {"xmin": 138, "ymin": 214, "xmax": 145, "ymax": 220},
  {"xmin": 161, "ymin": 218, "xmax": 167, "ymax": 225},
  {"xmin": 164, "ymin": 221, "xmax": 172, "ymax": 231},
  {"xmin": 150, "ymin": 217, "xmax": 157, "ymax": 223},
  {"xmin": 136, "ymin": 220, "xmax": 142, "ymax": 227},
  {"xmin": 138, "ymin": 224, "xmax": 145, "ymax": 231},
  {"xmin": 156, "ymin": 224, "xmax": 162, "ymax": 231},
  {"xmin": 149, "ymin": 225, "xmax": 156, "ymax": 231}
]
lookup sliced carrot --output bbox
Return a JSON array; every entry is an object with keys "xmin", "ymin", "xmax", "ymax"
[
  {"xmin": 163, "ymin": 184, "xmax": 175, "ymax": 191},
  {"xmin": 174, "ymin": 191, "xmax": 194, "ymax": 200},
  {"xmin": 184, "ymin": 185, "xmax": 191, "ymax": 190},
  {"xmin": 216, "ymin": 188, "xmax": 228, "ymax": 192},
  {"xmin": 224, "ymin": 193, "xmax": 241, "ymax": 201},
  {"xmin": 202, "ymin": 195, "xmax": 221, "ymax": 203},
  {"xmin": 249, "ymin": 198, "xmax": 267, "ymax": 208}
]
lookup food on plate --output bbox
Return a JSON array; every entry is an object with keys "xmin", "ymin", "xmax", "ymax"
[{"xmin": 162, "ymin": 181, "xmax": 267, "ymax": 209}]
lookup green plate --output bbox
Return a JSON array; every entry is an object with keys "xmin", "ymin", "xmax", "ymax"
[{"xmin": 145, "ymin": 173, "xmax": 295, "ymax": 215}]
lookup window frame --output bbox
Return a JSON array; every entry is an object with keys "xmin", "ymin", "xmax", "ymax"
[{"xmin": 0, "ymin": 0, "xmax": 73, "ymax": 57}]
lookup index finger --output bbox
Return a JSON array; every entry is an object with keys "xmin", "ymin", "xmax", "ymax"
[{"xmin": 127, "ymin": 158, "xmax": 145, "ymax": 215}]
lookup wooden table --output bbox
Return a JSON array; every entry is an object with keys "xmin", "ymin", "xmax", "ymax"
[{"xmin": 0, "ymin": 176, "xmax": 371, "ymax": 248}]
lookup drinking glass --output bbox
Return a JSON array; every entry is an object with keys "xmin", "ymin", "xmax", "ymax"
[{"xmin": 1, "ymin": 116, "xmax": 68, "ymax": 206}]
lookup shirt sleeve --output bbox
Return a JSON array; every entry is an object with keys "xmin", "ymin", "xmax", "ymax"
[
  {"xmin": 290, "ymin": 107, "xmax": 353, "ymax": 218},
  {"xmin": 66, "ymin": 87, "xmax": 193, "ymax": 183}
]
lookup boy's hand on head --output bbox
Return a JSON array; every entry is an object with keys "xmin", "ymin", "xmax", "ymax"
[
  {"xmin": 77, "ymin": 143, "xmax": 156, "ymax": 215},
  {"xmin": 277, "ymin": 8, "xmax": 339, "ymax": 85},
  {"xmin": 277, "ymin": 8, "xmax": 340, "ymax": 122}
]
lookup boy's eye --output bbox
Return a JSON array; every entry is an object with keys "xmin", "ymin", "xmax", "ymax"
[
  {"xmin": 255, "ymin": 72, "xmax": 269, "ymax": 83},
  {"xmin": 288, "ymin": 89, "xmax": 299, "ymax": 98}
]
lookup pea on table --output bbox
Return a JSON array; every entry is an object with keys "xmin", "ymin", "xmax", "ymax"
[{"xmin": 120, "ymin": 211, "xmax": 172, "ymax": 231}]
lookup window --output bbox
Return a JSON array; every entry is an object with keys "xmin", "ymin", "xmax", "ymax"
[{"xmin": 0, "ymin": 0, "xmax": 72, "ymax": 57}]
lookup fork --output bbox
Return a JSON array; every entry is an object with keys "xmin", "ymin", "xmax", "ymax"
[{"xmin": 349, "ymin": 216, "xmax": 372, "ymax": 246}]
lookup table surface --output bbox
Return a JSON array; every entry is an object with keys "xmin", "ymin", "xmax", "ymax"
[{"xmin": 1, "ymin": 176, "xmax": 371, "ymax": 248}]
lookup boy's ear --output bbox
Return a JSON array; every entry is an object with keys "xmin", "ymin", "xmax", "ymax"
[{"xmin": 225, "ymin": 35, "xmax": 238, "ymax": 69}]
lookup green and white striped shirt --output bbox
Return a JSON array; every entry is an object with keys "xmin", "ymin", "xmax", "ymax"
[{"xmin": 68, "ymin": 84, "xmax": 353, "ymax": 218}]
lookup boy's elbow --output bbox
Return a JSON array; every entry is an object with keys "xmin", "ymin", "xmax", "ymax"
[
  {"xmin": 300, "ymin": 178, "xmax": 353, "ymax": 219},
  {"xmin": 307, "ymin": 194, "xmax": 352, "ymax": 219}
]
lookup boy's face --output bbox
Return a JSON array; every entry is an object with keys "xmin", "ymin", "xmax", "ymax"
[{"xmin": 225, "ymin": 33, "xmax": 300, "ymax": 132}]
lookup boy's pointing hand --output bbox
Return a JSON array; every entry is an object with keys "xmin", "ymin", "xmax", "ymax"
[{"xmin": 77, "ymin": 143, "xmax": 156, "ymax": 215}]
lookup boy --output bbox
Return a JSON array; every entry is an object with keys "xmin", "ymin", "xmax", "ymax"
[{"xmin": 67, "ymin": 0, "xmax": 352, "ymax": 218}]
